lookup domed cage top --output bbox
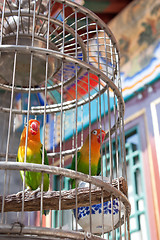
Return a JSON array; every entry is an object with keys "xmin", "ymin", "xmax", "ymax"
[{"xmin": 0, "ymin": 0, "xmax": 131, "ymax": 239}]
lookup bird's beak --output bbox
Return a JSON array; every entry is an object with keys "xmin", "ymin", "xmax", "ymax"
[
  {"xmin": 30, "ymin": 121, "xmax": 39, "ymax": 135},
  {"xmin": 97, "ymin": 130, "xmax": 106, "ymax": 143}
]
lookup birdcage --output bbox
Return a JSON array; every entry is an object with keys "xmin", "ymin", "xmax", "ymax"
[{"xmin": 0, "ymin": 0, "xmax": 131, "ymax": 239}]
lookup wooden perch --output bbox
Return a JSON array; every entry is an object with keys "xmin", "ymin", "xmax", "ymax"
[{"xmin": 0, "ymin": 177, "xmax": 127, "ymax": 213}]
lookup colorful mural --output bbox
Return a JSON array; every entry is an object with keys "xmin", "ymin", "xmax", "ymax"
[{"xmin": 108, "ymin": 0, "xmax": 160, "ymax": 100}]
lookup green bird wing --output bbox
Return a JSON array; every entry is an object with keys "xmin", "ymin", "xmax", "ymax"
[
  {"xmin": 97, "ymin": 157, "xmax": 101, "ymax": 176},
  {"xmin": 40, "ymin": 146, "xmax": 49, "ymax": 192},
  {"xmin": 40, "ymin": 146, "xmax": 49, "ymax": 166},
  {"xmin": 70, "ymin": 151, "xmax": 81, "ymax": 188},
  {"xmin": 70, "ymin": 151, "xmax": 81, "ymax": 171}
]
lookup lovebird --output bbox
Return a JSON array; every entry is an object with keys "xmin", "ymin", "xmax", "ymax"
[
  {"xmin": 70, "ymin": 129, "xmax": 106, "ymax": 188},
  {"xmin": 17, "ymin": 119, "xmax": 49, "ymax": 215}
]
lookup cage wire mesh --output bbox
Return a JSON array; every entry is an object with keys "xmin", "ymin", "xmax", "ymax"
[{"xmin": 0, "ymin": 0, "xmax": 131, "ymax": 239}]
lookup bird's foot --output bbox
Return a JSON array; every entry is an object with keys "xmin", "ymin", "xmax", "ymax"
[
  {"xmin": 16, "ymin": 187, "xmax": 31, "ymax": 197},
  {"xmin": 29, "ymin": 187, "xmax": 41, "ymax": 197},
  {"xmin": 11, "ymin": 221, "xmax": 24, "ymax": 234}
]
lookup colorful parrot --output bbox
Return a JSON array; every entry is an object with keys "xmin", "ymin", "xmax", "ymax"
[
  {"xmin": 70, "ymin": 129, "xmax": 106, "ymax": 188},
  {"xmin": 17, "ymin": 119, "xmax": 49, "ymax": 215}
]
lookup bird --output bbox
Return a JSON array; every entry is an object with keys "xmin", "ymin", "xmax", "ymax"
[
  {"xmin": 70, "ymin": 129, "xmax": 106, "ymax": 188},
  {"xmin": 17, "ymin": 119, "xmax": 49, "ymax": 215}
]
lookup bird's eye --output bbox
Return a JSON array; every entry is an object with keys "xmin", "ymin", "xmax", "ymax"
[{"xmin": 92, "ymin": 130, "xmax": 97, "ymax": 135}]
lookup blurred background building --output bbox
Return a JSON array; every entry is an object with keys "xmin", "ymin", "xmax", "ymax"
[{"xmin": 109, "ymin": 1, "xmax": 160, "ymax": 239}]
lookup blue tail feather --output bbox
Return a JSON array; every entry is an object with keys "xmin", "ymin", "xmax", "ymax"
[{"xmin": 43, "ymin": 210, "xmax": 49, "ymax": 216}]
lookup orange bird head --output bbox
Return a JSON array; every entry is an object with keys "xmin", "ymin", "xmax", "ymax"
[
  {"xmin": 82, "ymin": 129, "xmax": 106, "ymax": 156},
  {"xmin": 20, "ymin": 119, "xmax": 41, "ymax": 142},
  {"xmin": 91, "ymin": 129, "xmax": 106, "ymax": 145},
  {"xmin": 28, "ymin": 119, "xmax": 40, "ymax": 141}
]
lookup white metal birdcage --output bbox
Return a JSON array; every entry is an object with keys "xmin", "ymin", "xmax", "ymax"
[{"xmin": 0, "ymin": 0, "xmax": 131, "ymax": 239}]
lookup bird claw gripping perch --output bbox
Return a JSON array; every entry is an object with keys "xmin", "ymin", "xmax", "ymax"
[
  {"xmin": 29, "ymin": 187, "xmax": 41, "ymax": 197},
  {"xmin": 16, "ymin": 187, "xmax": 31, "ymax": 197}
]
